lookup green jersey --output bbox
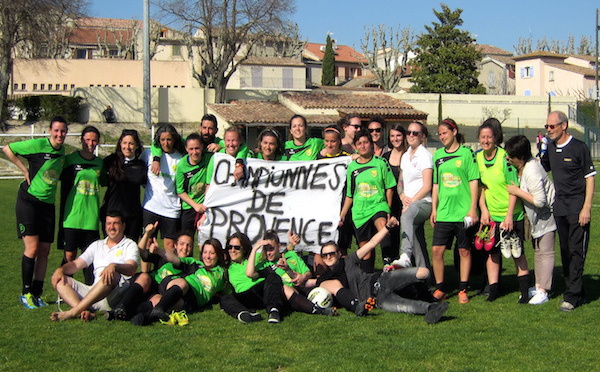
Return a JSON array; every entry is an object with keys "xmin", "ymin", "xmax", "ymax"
[
  {"xmin": 181, "ymin": 257, "xmax": 225, "ymax": 306},
  {"xmin": 346, "ymin": 156, "xmax": 397, "ymax": 228},
  {"xmin": 432, "ymin": 145, "xmax": 480, "ymax": 222},
  {"xmin": 255, "ymin": 153, "xmax": 287, "ymax": 161},
  {"xmin": 60, "ymin": 152, "xmax": 103, "ymax": 231},
  {"xmin": 284, "ymin": 138, "xmax": 324, "ymax": 161},
  {"xmin": 152, "ymin": 262, "xmax": 183, "ymax": 284},
  {"xmin": 175, "ymin": 153, "xmax": 212, "ymax": 210},
  {"xmin": 206, "ymin": 147, "xmax": 253, "ymax": 183},
  {"xmin": 477, "ymin": 148, "xmax": 524, "ymax": 222},
  {"xmin": 228, "ymin": 259, "xmax": 264, "ymax": 293},
  {"xmin": 255, "ymin": 251, "xmax": 310, "ymax": 287},
  {"xmin": 9, "ymin": 138, "xmax": 65, "ymax": 204}
]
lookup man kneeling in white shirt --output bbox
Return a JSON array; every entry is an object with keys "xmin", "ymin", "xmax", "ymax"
[{"xmin": 51, "ymin": 211, "xmax": 140, "ymax": 321}]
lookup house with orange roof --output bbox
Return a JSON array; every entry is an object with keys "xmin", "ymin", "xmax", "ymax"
[
  {"xmin": 302, "ymin": 41, "xmax": 370, "ymax": 86},
  {"xmin": 476, "ymin": 44, "xmax": 515, "ymax": 95}
]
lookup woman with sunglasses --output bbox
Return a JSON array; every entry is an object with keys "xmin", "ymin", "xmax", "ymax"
[
  {"xmin": 284, "ymin": 114, "xmax": 324, "ymax": 161},
  {"xmin": 255, "ymin": 128, "xmax": 286, "ymax": 161},
  {"xmin": 395, "ymin": 122, "xmax": 432, "ymax": 270},
  {"xmin": 505, "ymin": 135, "xmax": 555, "ymax": 305},
  {"xmin": 381, "ymin": 124, "xmax": 408, "ymax": 264},
  {"xmin": 246, "ymin": 230, "xmax": 337, "ymax": 320},
  {"xmin": 100, "ymin": 129, "xmax": 147, "ymax": 241},
  {"xmin": 340, "ymin": 129, "xmax": 397, "ymax": 273},
  {"xmin": 341, "ymin": 114, "xmax": 362, "ymax": 154},
  {"xmin": 367, "ymin": 116, "xmax": 387, "ymax": 156},
  {"xmin": 476, "ymin": 119, "xmax": 531, "ymax": 303},
  {"xmin": 430, "ymin": 118, "xmax": 479, "ymax": 304},
  {"xmin": 142, "ymin": 238, "xmax": 226, "ymax": 325},
  {"xmin": 220, "ymin": 232, "xmax": 286, "ymax": 323}
]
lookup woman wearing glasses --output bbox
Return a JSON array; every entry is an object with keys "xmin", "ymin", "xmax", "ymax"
[
  {"xmin": 368, "ymin": 116, "xmax": 387, "ymax": 156},
  {"xmin": 100, "ymin": 129, "xmax": 147, "ymax": 241},
  {"xmin": 430, "ymin": 118, "xmax": 479, "ymax": 304},
  {"xmin": 396, "ymin": 122, "xmax": 433, "ymax": 270}
]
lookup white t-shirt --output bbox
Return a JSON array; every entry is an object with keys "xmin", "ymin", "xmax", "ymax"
[
  {"xmin": 400, "ymin": 144, "xmax": 432, "ymax": 202},
  {"xmin": 79, "ymin": 236, "xmax": 140, "ymax": 285},
  {"xmin": 141, "ymin": 149, "xmax": 183, "ymax": 218}
]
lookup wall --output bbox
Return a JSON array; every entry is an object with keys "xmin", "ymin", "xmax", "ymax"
[{"xmin": 229, "ymin": 64, "xmax": 306, "ymax": 90}]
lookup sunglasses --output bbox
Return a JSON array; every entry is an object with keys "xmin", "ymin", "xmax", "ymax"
[
  {"xmin": 263, "ymin": 244, "xmax": 277, "ymax": 252},
  {"xmin": 226, "ymin": 244, "xmax": 242, "ymax": 251},
  {"xmin": 368, "ymin": 128, "xmax": 382, "ymax": 133},
  {"xmin": 544, "ymin": 122, "xmax": 563, "ymax": 130},
  {"xmin": 322, "ymin": 251, "xmax": 337, "ymax": 258},
  {"xmin": 407, "ymin": 131, "xmax": 421, "ymax": 136},
  {"xmin": 349, "ymin": 124, "xmax": 361, "ymax": 129}
]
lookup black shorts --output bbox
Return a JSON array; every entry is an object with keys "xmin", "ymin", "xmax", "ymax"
[
  {"xmin": 143, "ymin": 209, "xmax": 180, "ymax": 240},
  {"xmin": 180, "ymin": 209, "xmax": 201, "ymax": 234},
  {"xmin": 432, "ymin": 221, "xmax": 470, "ymax": 249},
  {"xmin": 355, "ymin": 211, "xmax": 388, "ymax": 244},
  {"xmin": 16, "ymin": 187, "xmax": 55, "ymax": 243},
  {"xmin": 59, "ymin": 228, "xmax": 100, "ymax": 252}
]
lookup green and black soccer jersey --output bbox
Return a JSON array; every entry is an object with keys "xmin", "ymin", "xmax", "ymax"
[
  {"xmin": 175, "ymin": 153, "xmax": 212, "ymax": 210},
  {"xmin": 60, "ymin": 152, "xmax": 103, "ymax": 231},
  {"xmin": 284, "ymin": 138, "xmax": 324, "ymax": 161},
  {"xmin": 255, "ymin": 250, "xmax": 310, "ymax": 287},
  {"xmin": 255, "ymin": 153, "xmax": 287, "ymax": 161},
  {"xmin": 346, "ymin": 156, "xmax": 397, "ymax": 228},
  {"xmin": 181, "ymin": 257, "xmax": 225, "ymax": 306},
  {"xmin": 228, "ymin": 259, "xmax": 265, "ymax": 293},
  {"xmin": 477, "ymin": 147, "xmax": 524, "ymax": 222},
  {"xmin": 432, "ymin": 145, "xmax": 480, "ymax": 222},
  {"xmin": 9, "ymin": 138, "xmax": 65, "ymax": 204}
]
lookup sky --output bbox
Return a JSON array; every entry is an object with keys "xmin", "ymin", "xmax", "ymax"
[{"xmin": 89, "ymin": 0, "xmax": 599, "ymax": 54}]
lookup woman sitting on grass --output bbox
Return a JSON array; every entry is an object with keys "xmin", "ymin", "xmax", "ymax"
[
  {"xmin": 134, "ymin": 238, "xmax": 226, "ymax": 325},
  {"xmin": 246, "ymin": 230, "xmax": 337, "ymax": 322}
]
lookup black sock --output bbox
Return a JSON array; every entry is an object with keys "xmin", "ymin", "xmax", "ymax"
[
  {"xmin": 289, "ymin": 292, "xmax": 319, "ymax": 314},
  {"xmin": 22, "ymin": 255, "xmax": 35, "ymax": 294},
  {"xmin": 135, "ymin": 300, "xmax": 154, "ymax": 315},
  {"xmin": 435, "ymin": 282, "xmax": 446, "ymax": 293},
  {"xmin": 335, "ymin": 288, "xmax": 358, "ymax": 312},
  {"xmin": 157, "ymin": 285, "xmax": 183, "ymax": 311},
  {"xmin": 31, "ymin": 280, "xmax": 44, "ymax": 297},
  {"xmin": 487, "ymin": 283, "xmax": 499, "ymax": 302},
  {"xmin": 458, "ymin": 281, "xmax": 468, "ymax": 291},
  {"xmin": 518, "ymin": 275, "xmax": 530, "ymax": 303},
  {"xmin": 120, "ymin": 283, "xmax": 145, "ymax": 315}
]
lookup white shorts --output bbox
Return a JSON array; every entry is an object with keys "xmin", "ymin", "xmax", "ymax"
[{"xmin": 70, "ymin": 277, "xmax": 131, "ymax": 312}]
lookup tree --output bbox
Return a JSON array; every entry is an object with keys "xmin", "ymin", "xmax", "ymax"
[
  {"xmin": 514, "ymin": 35, "xmax": 594, "ymax": 55},
  {"xmin": 360, "ymin": 24, "xmax": 414, "ymax": 92},
  {"xmin": 159, "ymin": 0, "xmax": 295, "ymax": 103},
  {"xmin": 321, "ymin": 34, "xmax": 335, "ymax": 86},
  {"xmin": 252, "ymin": 21, "xmax": 305, "ymax": 59},
  {"xmin": 0, "ymin": 0, "xmax": 86, "ymax": 128},
  {"xmin": 409, "ymin": 3, "xmax": 485, "ymax": 94}
]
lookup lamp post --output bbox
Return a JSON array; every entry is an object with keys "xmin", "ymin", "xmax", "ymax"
[{"xmin": 143, "ymin": 0, "xmax": 151, "ymax": 128}]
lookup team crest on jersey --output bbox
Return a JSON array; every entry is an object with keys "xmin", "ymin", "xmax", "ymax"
[
  {"xmin": 42, "ymin": 169, "xmax": 59, "ymax": 185},
  {"xmin": 115, "ymin": 250, "xmax": 123, "ymax": 257},
  {"xmin": 455, "ymin": 160, "xmax": 462, "ymax": 168},
  {"xmin": 370, "ymin": 169, "xmax": 378, "ymax": 177},
  {"xmin": 306, "ymin": 149, "xmax": 313, "ymax": 156},
  {"xmin": 198, "ymin": 274, "xmax": 213, "ymax": 292}
]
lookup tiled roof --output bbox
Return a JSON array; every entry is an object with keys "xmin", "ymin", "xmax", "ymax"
[
  {"xmin": 546, "ymin": 62, "xmax": 596, "ymax": 78},
  {"xmin": 209, "ymin": 101, "xmax": 295, "ymax": 124},
  {"xmin": 242, "ymin": 56, "xmax": 305, "ymax": 67},
  {"xmin": 476, "ymin": 44, "xmax": 512, "ymax": 56},
  {"xmin": 482, "ymin": 55, "xmax": 515, "ymax": 66},
  {"xmin": 69, "ymin": 27, "xmax": 136, "ymax": 45},
  {"xmin": 513, "ymin": 51, "xmax": 567, "ymax": 61},
  {"xmin": 76, "ymin": 17, "xmax": 142, "ymax": 28},
  {"xmin": 568, "ymin": 54, "xmax": 596, "ymax": 63},
  {"xmin": 303, "ymin": 42, "xmax": 367, "ymax": 63}
]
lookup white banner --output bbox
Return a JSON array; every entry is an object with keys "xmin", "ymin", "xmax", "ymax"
[{"xmin": 199, "ymin": 153, "xmax": 351, "ymax": 253}]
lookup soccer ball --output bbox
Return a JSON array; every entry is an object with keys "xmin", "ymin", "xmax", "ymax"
[{"xmin": 307, "ymin": 287, "xmax": 333, "ymax": 309}]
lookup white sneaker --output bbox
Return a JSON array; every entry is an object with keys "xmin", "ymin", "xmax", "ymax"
[
  {"xmin": 529, "ymin": 291, "xmax": 549, "ymax": 305},
  {"xmin": 499, "ymin": 230, "xmax": 512, "ymax": 259},
  {"xmin": 528, "ymin": 287, "xmax": 538, "ymax": 298},
  {"xmin": 392, "ymin": 253, "xmax": 412, "ymax": 269},
  {"xmin": 509, "ymin": 231, "xmax": 522, "ymax": 258}
]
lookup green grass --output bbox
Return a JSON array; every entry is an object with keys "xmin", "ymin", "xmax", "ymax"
[{"xmin": 1, "ymin": 178, "xmax": 600, "ymax": 372}]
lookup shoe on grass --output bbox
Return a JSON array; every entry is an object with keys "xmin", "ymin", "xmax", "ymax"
[
  {"xmin": 159, "ymin": 311, "xmax": 178, "ymax": 325},
  {"xmin": 458, "ymin": 289, "xmax": 469, "ymax": 304},
  {"xmin": 529, "ymin": 291, "xmax": 549, "ymax": 305},
  {"xmin": 237, "ymin": 311, "xmax": 262, "ymax": 324},
  {"xmin": 268, "ymin": 308, "xmax": 280, "ymax": 324},
  {"xmin": 149, "ymin": 307, "xmax": 170, "ymax": 323},
  {"xmin": 20, "ymin": 293, "xmax": 38, "ymax": 309},
  {"xmin": 397, "ymin": 253, "xmax": 412, "ymax": 268},
  {"xmin": 33, "ymin": 296, "xmax": 48, "ymax": 307},
  {"xmin": 432, "ymin": 289, "xmax": 447, "ymax": 301},
  {"xmin": 559, "ymin": 301, "xmax": 575, "ymax": 312},
  {"xmin": 424, "ymin": 301, "xmax": 449, "ymax": 324},
  {"xmin": 173, "ymin": 310, "xmax": 189, "ymax": 326}
]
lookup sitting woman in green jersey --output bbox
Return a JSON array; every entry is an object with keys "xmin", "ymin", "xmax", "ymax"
[
  {"xmin": 105, "ymin": 223, "xmax": 195, "ymax": 322},
  {"xmin": 246, "ymin": 230, "xmax": 337, "ymax": 321},
  {"xmin": 339, "ymin": 129, "xmax": 397, "ymax": 273},
  {"xmin": 255, "ymin": 128, "xmax": 286, "ymax": 161},
  {"xmin": 220, "ymin": 232, "xmax": 287, "ymax": 324},
  {"xmin": 142, "ymin": 238, "xmax": 226, "ymax": 325},
  {"xmin": 284, "ymin": 114, "xmax": 324, "ymax": 161},
  {"xmin": 476, "ymin": 119, "xmax": 530, "ymax": 303}
]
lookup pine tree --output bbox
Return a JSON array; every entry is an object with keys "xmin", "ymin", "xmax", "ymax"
[
  {"xmin": 321, "ymin": 34, "xmax": 336, "ymax": 86},
  {"xmin": 410, "ymin": 4, "xmax": 485, "ymax": 94}
]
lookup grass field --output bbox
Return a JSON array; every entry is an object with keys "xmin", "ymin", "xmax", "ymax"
[{"xmin": 1, "ymin": 178, "xmax": 599, "ymax": 372}]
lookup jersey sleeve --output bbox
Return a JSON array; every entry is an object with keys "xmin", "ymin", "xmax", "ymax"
[
  {"xmin": 581, "ymin": 143, "xmax": 596, "ymax": 178},
  {"xmin": 175, "ymin": 158, "xmax": 186, "ymax": 194},
  {"xmin": 284, "ymin": 251, "xmax": 310, "ymax": 275},
  {"xmin": 150, "ymin": 142, "xmax": 163, "ymax": 158},
  {"xmin": 466, "ymin": 148, "xmax": 480, "ymax": 181}
]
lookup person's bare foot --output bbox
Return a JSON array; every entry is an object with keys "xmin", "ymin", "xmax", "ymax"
[
  {"xmin": 50, "ymin": 310, "xmax": 76, "ymax": 321},
  {"xmin": 80, "ymin": 310, "xmax": 96, "ymax": 322}
]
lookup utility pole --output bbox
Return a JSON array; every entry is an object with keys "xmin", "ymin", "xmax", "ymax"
[
  {"xmin": 595, "ymin": 8, "xmax": 599, "ymax": 126},
  {"xmin": 143, "ymin": 0, "xmax": 151, "ymax": 128}
]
